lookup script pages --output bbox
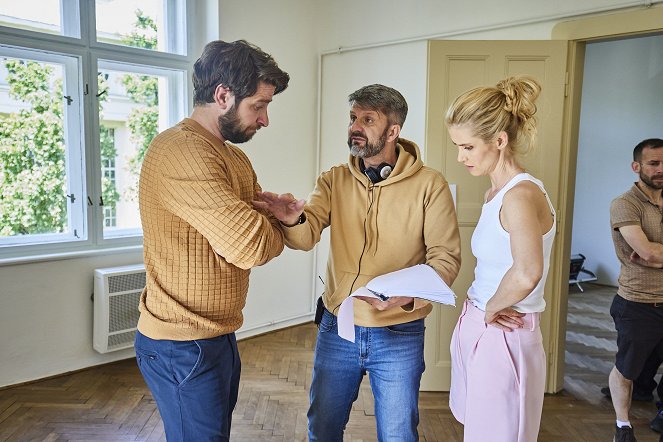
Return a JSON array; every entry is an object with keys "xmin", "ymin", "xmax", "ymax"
[{"xmin": 337, "ymin": 264, "xmax": 456, "ymax": 342}]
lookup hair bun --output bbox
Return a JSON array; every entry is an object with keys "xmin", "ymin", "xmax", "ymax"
[
  {"xmin": 444, "ymin": 75, "xmax": 542, "ymax": 156},
  {"xmin": 503, "ymin": 95, "xmax": 514, "ymax": 114},
  {"xmin": 496, "ymin": 76, "xmax": 541, "ymax": 121}
]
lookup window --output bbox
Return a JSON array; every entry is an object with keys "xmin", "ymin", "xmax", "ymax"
[
  {"xmin": 0, "ymin": 49, "xmax": 84, "ymax": 246},
  {"xmin": 0, "ymin": 1, "xmax": 80, "ymax": 37},
  {"xmin": 97, "ymin": 62, "xmax": 185, "ymax": 239},
  {"xmin": 0, "ymin": 0, "xmax": 192, "ymax": 260},
  {"xmin": 95, "ymin": 0, "xmax": 186, "ymax": 55},
  {"xmin": 100, "ymin": 127, "xmax": 117, "ymax": 228}
]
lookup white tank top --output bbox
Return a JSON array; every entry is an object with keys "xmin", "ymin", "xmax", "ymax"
[{"xmin": 467, "ymin": 173, "xmax": 556, "ymax": 313}]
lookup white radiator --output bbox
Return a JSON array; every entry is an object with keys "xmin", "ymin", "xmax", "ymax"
[{"xmin": 93, "ymin": 264, "xmax": 145, "ymax": 353}]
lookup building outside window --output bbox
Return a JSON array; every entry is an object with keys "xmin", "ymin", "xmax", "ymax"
[{"xmin": 100, "ymin": 127, "xmax": 117, "ymax": 228}]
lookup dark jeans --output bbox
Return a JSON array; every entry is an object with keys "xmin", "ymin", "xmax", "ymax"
[{"xmin": 134, "ymin": 331, "xmax": 241, "ymax": 441}]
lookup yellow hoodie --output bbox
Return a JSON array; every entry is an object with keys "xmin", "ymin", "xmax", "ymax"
[{"xmin": 283, "ymin": 138, "xmax": 461, "ymax": 327}]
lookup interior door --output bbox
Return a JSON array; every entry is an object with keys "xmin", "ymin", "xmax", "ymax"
[{"xmin": 421, "ymin": 40, "xmax": 569, "ymax": 392}]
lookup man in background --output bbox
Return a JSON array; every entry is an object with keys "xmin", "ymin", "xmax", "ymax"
[
  {"xmin": 135, "ymin": 40, "xmax": 289, "ymax": 441},
  {"xmin": 608, "ymin": 138, "xmax": 663, "ymax": 442}
]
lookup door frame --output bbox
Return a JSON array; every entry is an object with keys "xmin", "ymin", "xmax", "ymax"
[{"xmin": 547, "ymin": 5, "xmax": 663, "ymax": 391}]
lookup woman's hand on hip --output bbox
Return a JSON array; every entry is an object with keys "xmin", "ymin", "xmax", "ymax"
[{"xmin": 485, "ymin": 307, "xmax": 525, "ymax": 332}]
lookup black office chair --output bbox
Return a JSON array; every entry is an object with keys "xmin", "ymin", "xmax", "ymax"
[{"xmin": 569, "ymin": 253, "xmax": 597, "ymax": 292}]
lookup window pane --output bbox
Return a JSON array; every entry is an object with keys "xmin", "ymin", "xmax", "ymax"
[
  {"xmin": 95, "ymin": 0, "xmax": 186, "ymax": 55},
  {"xmin": 0, "ymin": 57, "xmax": 70, "ymax": 241},
  {"xmin": 0, "ymin": 1, "xmax": 191, "ymax": 259},
  {"xmin": 98, "ymin": 66, "xmax": 170, "ymax": 238},
  {"xmin": 0, "ymin": 1, "xmax": 69, "ymax": 36}
]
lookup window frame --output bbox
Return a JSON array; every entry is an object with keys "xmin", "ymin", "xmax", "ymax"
[
  {"xmin": 0, "ymin": 0, "xmax": 195, "ymax": 262},
  {"xmin": 0, "ymin": 44, "xmax": 87, "ymax": 248},
  {"xmin": 94, "ymin": 57, "xmax": 187, "ymax": 241}
]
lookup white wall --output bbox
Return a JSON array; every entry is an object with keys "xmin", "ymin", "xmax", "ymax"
[
  {"xmin": 571, "ymin": 34, "xmax": 663, "ymax": 285},
  {"xmin": 313, "ymin": 0, "xmax": 639, "ymax": 50},
  {"xmin": 2, "ymin": 0, "xmax": 661, "ymax": 388},
  {"xmin": 0, "ymin": 253, "xmax": 143, "ymax": 386}
]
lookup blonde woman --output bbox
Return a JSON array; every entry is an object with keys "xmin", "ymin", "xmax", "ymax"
[{"xmin": 445, "ymin": 76, "xmax": 556, "ymax": 442}]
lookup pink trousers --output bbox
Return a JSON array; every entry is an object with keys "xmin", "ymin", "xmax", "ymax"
[{"xmin": 449, "ymin": 300, "xmax": 546, "ymax": 442}]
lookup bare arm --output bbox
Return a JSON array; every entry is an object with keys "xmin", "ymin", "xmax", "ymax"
[
  {"xmin": 485, "ymin": 183, "xmax": 552, "ymax": 330},
  {"xmin": 620, "ymin": 224, "xmax": 663, "ymax": 265}
]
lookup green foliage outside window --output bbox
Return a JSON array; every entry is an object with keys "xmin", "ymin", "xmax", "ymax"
[
  {"xmin": 121, "ymin": 9, "xmax": 159, "ymax": 203},
  {"xmin": 0, "ymin": 9, "xmax": 159, "ymax": 238},
  {"xmin": 99, "ymin": 126, "xmax": 120, "ymax": 212},
  {"xmin": 0, "ymin": 60, "xmax": 66, "ymax": 236}
]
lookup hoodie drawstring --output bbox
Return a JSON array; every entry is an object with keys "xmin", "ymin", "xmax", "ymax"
[{"xmin": 371, "ymin": 186, "xmax": 382, "ymax": 255}]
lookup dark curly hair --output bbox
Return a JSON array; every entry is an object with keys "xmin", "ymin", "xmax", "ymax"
[{"xmin": 192, "ymin": 40, "xmax": 290, "ymax": 106}]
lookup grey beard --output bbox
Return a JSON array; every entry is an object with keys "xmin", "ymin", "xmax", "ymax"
[{"xmin": 348, "ymin": 132, "xmax": 387, "ymax": 159}]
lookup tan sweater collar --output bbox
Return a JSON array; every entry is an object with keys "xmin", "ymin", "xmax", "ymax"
[{"xmin": 180, "ymin": 118, "xmax": 228, "ymax": 151}]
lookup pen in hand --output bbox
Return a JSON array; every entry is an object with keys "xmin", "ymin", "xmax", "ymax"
[{"xmin": 368, "ymin": 289, "xmax": 389, "ymax": 301}]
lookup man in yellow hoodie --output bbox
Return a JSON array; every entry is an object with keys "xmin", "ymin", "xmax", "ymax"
[{"xmin": 254, "ymin": 84, "xmax": 461, "ymax": 441}]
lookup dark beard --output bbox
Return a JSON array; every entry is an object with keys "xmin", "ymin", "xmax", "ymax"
[
  {"xmin": 348, "ymin": 127, "xmax": 388, "ymax": 159},
  {"xmin": 640, "ymin": 170, "xmax": 663, "ymax": 190},
  {"xmin": 218, "ymin": 105, "xmax": 254, "ymax": 144}
]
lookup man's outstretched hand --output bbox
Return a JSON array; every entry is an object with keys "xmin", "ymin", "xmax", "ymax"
[{"xmin": 253, "ymin": 191, "xmax": 306, "ymax": 226}]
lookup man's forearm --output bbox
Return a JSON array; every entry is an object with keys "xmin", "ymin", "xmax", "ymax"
[{"xmin": 638, "ymin": 242, "xmax": 663, "ymax": 264}]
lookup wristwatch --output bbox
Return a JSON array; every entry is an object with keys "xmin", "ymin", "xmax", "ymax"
[{"xmin": 282, "ymin": 213, "xmax": 306, "ymax": 227}]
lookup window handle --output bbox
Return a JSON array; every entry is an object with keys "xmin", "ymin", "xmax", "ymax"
[{"xmin": 66, "ymin": 193, "xmax": 76, "ymax": 203}]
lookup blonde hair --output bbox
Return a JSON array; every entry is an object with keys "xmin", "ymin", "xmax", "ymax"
[{"xmin": 445, "ymin": 76, "xmax": 541, "ymax": 155}]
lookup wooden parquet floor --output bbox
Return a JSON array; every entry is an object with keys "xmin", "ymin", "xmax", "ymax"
[{"xmin": 1, "ymin": 283, "xmax": 662, "ymax": 441}]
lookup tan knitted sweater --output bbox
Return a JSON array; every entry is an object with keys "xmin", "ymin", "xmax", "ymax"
[{"xmin": 137, "ymin": 118, "xmax": 284, "ymax": 340}]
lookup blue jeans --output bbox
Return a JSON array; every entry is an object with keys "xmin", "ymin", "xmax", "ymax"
[
  {"xmin": 308, "ymin": 308, "xmax": 425, "ymax": 442},
  {"xmin": 134, "ymin": 331, "xmax": 241, "ymax": 442}
]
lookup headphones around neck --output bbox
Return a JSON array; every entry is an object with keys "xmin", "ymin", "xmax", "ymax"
[{"xmin": 363, "ymin": 162, "xmax": 393, "ymax": 183}]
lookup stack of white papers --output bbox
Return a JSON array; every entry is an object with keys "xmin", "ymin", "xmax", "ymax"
[{"xmin": 337, "ymin": 264, "xmax": 456, "ymax": 342}]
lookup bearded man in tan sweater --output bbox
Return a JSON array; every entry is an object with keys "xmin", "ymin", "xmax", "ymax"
[{"xmin": 134, "ymin": 40, "xmax": 290, "ymax": 441}]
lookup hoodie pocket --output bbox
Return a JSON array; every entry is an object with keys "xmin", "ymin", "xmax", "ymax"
[{"xmin": 331, "ymin": 271, "xmax": 370, "ymax": 305}]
